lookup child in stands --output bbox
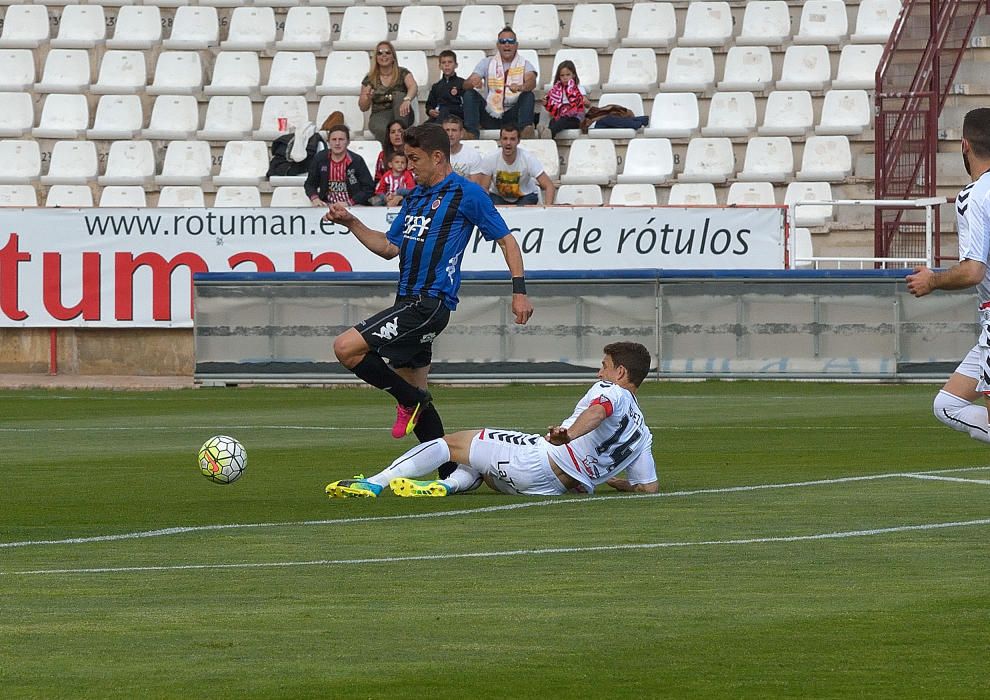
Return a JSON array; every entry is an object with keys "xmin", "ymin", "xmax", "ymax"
[{"xmin": 543, "ymin": 60, "xmax": 589, "ymax": 138}]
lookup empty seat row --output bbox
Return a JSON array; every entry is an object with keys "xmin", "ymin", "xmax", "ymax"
[{"xmin": 4, "ymin": 185, "xmax": 274, "ymax": 208}]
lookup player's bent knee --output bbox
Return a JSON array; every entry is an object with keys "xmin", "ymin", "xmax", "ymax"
[{"xmin": 332, "ymin": 330, "xmax": 366, "ymax": 367}]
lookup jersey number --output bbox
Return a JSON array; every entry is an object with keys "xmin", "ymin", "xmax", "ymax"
[{"xmin": 596, "ymin": 416, "xmax": 641, "ymax": 464}]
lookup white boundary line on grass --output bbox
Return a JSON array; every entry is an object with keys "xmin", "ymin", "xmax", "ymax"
[
  {"xmin": 902, "ymin": 474, "xmax": 990, "ymax": 485},
  {"xmin": 2, "ymin": 466, "xmax": 987, "ymax": 551},
  {"xmin": 5, "ymin": 517, "xmax": 990, "ymax": 576}
]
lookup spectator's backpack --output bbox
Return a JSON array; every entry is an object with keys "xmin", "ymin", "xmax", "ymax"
[{"xmin": 267, "ymin": 128, "xmax": 326, "ymax": 177}]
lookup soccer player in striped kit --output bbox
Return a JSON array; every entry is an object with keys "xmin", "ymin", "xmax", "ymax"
[
  {"xmin": 324, "ymin": 123, "xmax": 534, "ymax": 477},
  {"xmin": 907, "ymin": 108, "xmax": 990, "ymax": 443}
]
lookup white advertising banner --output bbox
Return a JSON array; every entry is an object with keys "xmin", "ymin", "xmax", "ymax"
[{"xmin": 0, "ymin": 206, "xmax": 785, "ymax": 327}]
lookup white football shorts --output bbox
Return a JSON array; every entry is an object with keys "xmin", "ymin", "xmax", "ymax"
[
  {"xmin": 954, "ymin": 344, "xmax": 990, "ymax": 394},
  {"xmin": 469, "ymin": 429, "xmax": 568, "ymax": 496}
]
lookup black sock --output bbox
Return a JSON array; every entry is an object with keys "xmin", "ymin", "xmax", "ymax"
[
  {"xmin": 414, "ymin": 404, "xmax": 458, "ymax": 479},
  {"xmin": 351, "ymin": 353, "xmax": 425, "ymax": 407}
]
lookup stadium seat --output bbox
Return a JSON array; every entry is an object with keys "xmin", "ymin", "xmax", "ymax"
[
  {"xmin": 317, "ymin": 51, "xmax": 369, "ymax": 96},
  {"xmin": 759, "ymin": 91, "xmax": 815, "ymax": 137},
  {"xmin": 817, "ymin": 90, "xmax": 872, "ymax": 136},
  {"xmin": 98, "ymin": 140, "xmax": 156, "ymax": 186},
  {"xmin": 462, "ymin": 139, "xmax": 500, "ymax": 160},
  {"xmin": 679, "ymin": 2, "xmax": 733, "ymax": 48},
  {"xmin": 275, "ymin": 7, "xmax": 332, "ymax": 52},
  {"xmin": 51, "ymin": 5, "xmax": 106, "ymax": 49},
  {"xmin": 144, "ymin": 96, "xmax": 200, "ymax": 140},
  {"xmin": 512, "ymin": 5, "xmax": 561, "ymax": 51},
  {"xmin": 106, "ymin": 6, "xmax": 162, "ymax": 50},
  {"xmin": 519, "ymin": 49, "xmax": 543, "ymax": 86},
  {"xmin": 261, "ymin": 52, "xmax": 318, "ymax": 97},
  {"xmin": 832, "ymin": 45, "xmax": 884, "ymax": 89},
  {"xmin": 794, "ymin": 0, "xmax": 848, "ymax": 46},
  {"xmin": 562, "ymin": 3, "xmax": 619, "ymax": 50},
  {"xmin": 316, "ymin": 96, "xmax": 365, "ymax": 135},
  {"xmin": 221, "ymin": 7, "xmax": 277, "ymax": 52},
  {"xmin": 0, "ymin": 140, "xmax": 41, "ymax": 184},
  {"xmin": 92, "ymin": 51, "xmax": 147, "ymax": 95},
  {"xmin": 785, "ymin": 181, "xmax": 834, "ymax": 227},
  {"xmin": 0, "ymin": 184, "xmax": 38, "ymax": 207},
  {"xmin": 156, "ymin": 141, "xmax": 214, "ymax": 186},
  {"xmin": 0, "ymin": 5, "xmax": 50, "ymax": 49},
  {"xmin": 451, "ymin": 6, "xmax": 505, "ymax": 50},
  {"xmin": 796, "ymin": 135, "xmax": 853, "ymax": 181},
  {"xmin": 213, "ymin": 141, "xmax": 270, "ymax": 186},
  {"xmin": 777, "ymin": 45, "xmax": 832, "ymax": 91},
  {"xmin": 622, "ymin": 2, "xmax": 676, "ymax": 49},
  {"xmin": 198, "ymin": 96, "xmax": 255, "ymax": 141},
  {"xmin": 608, "ymin": 183, "xmax": 658, "ymax": 206},
  {"xmin": 41, "ymin": 140, "xmax": 98, "ymax": 185},
  {"xmin": 33, "ymin": 94, "xmax": 90, "ymax": 139},
  {"xmin": 0, "ymin": 92, "xmax": 34, "ymax": 137},
  {"xmin": 727, "ymin": 181, "xmax": 777, "ymax": 206},
  {"xmin": 255, "ymin": 96, "xmax": 311, "ymax": 140},
  {"xmin": 88, "ymin": 94, "xmax": 143, "ymax": 140},
  {"xmin": 347, "ymin": 140, "xmax": 382, "ymax": 175},
  {"xmin": 214, "ymin": 186, "xmax": 262, "ymax": 207},
  {"xmin": 602, "ymin": 49, "xmax": 659, "ymax": 94},
  {"xmin": 548, "ymin": 49, "xmax": 600, "ymax": 93},
  {"xmin": 668, "ymin": 183, "xmax": 717, "ymax": 206},
  {"xmin": 393, "ymin": 6, "xmax": 447, "ymax": 51},
  {"xmin": 157, "ymin": 186, "xmax": 206, "ymax": 207},
  {"xmin": 199, "ymin": 0, "xmax": 247, "ymax": 9},
  {"xmin": 617, "ymin": 138, "xmax": 674, "ymax": 184},
  {"xmin": 205, "ymin": 52, "xmax": 262, "ymax": 98},
  {"xmin": 560, "ymin": 139, "xmax": 616, "ymax": 185},
  {"xmin": 396, "ymin": 51, "xmax": 430, "ymax": 96},
  {"xmin": 35, "ymin": 50, "xmax": 91, "ymax": 94},
  {"xmin": 334, "ymin": 7, "xmax": 388, "ymax": 51},
  {"xmin": 718, "ymin": 46, "xmax": 774, "ymax": 93},
  {"xmin": 45, "ymin": 185, "xmax": 93, "ymax": 208},
  {"xmin": 587, "ymin": 93, "xmax": 645, "ymax": 139},
  {"xmin": 851, "ymin": 0, "xmax": 902, "ymax": 44},
  {"xmin": 269, "ymin": 186, "xmax": 311, "ymax": 207},
  {"xmin": 679, "ymin": 137, "xmax": 734, "ymax": 184},
  {"xmin": 147, "ymin": 52, "xmax": 204, "ymax": 96},
  {"xmin": 644, "ymin": 93, "xmax": 699, "ymax": 138},
  {"xmin": 737, "ymin": 136, "xmax": 794, "ymax": 182},
  {"xmin": 522, "ymin": 139, "xmax": 560, "ymax": 180},
  {"xmin": 99, "ymin": 186, "xmax": 147, "ymax": 207},
  {"xmin": 164, "ymin": 7, "xmax": 220, "ymax": 50},
  {"xmin": 702, "ymin": 92, "xmax": 758, "ymax": 138},
  {"xmin": 555, "ymin": 184, "xmax": 604, "ymax": 205},
  {"xmin": 793, "ymin": 227, "xmax": 814, "ymax": 268},
  {"xmin": 305, "ymin": 0, "xmax": 354, "ymax": 7},
  {"xmin": 659, "ymin": 48, "xmax": 715, "ymax": 93},
  {"xmin": 0, "ymin": 50, "xmax": 35, "ymax": 91},
  {"xmin": 454, "ymin": 50, "xmax": 487, "ymax": 79},
  {"xmin": 736, "ymin": 1, "xmax": 791, "ymax": 47}
]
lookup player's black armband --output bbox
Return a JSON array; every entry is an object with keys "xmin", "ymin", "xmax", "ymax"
[{"xmin": 512, "ymin": 276, "xmax": 527, "ymax": 294}]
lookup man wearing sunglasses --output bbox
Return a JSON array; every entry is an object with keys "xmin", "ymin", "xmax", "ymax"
[{"xmin": 462, "ymin": 27, "xmax": 538, "ymax": 141}]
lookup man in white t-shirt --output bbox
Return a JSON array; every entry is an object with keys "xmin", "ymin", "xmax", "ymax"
[
  {"xmin": 462, "ymin": 27, "xmax": 538, "ymax": 140},
  {"xmin": 443, "ymin": 115, "xmax": 483, "ymax": 185},
  {"xmin": 326, "ymin": 341, "xmax": 658, "ymax": 498},
  {"xmin": 477, "ymin": 125, "xmax": 555, "ymax": 206}
]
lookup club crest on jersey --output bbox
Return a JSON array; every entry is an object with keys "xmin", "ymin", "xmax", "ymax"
[
  {"xmin": 371, "ymin": 316, "xmax": 400, "ymax": 340},
  {"xmin": 431, "ymin": 197, "xmax": 442, "ymax": 210},
  {"xmin": 402, "ymin": 214, "xmax": 432, "ymax": 241}
]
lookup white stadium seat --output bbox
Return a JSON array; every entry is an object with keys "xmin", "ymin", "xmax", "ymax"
[
  {"xmin": 602, "ymin": 49, "xmax": 659, "ymax": 94},
  {"xmin": 306, "ymin": 0, "xmax": 353, "ymax": 7},
  {"xmin": 560, "ymin": 139, "xmax": 617, "ymax": 185},
  {"xmin": 255, "ymin": 96, "xmax": 311, "ymax": 140},
  {"xmin": 785, "ymin": 181, "xmax": 834, "ymax": 227},
  {"xmin": 107, "ymin": 6, "xmax": 162, "ymax": 51},
  {"xmin": 0, "ymin": 140, "xmax": 41, "ymax": 184},
  {"xmin": 214, "ymin": 186, "xmax": 262, "ymax": 207},
  {"xmin": 213, "ymin": 141, "xmax": 270, "ymax": 186},
  {"xmin": 41, "ymin": 140, "xmax": 98, "ymax": 185},
  {"xmin": 45, "ymin": 185, "xmax": 93, "ymax": 208},
  {"xmin": 0, "ymin": 6, "xmax": 50, "ymax": 49},
  {"xmin": 0, "ymin": 50, "xmax": 35, "ymax": 91},
  {"xmin": 318, "ymin": 51, "xmax": 370, "ymax": 96},
  {"xmin": 158, "ymin": 186, "xmax": 206, "ymax": 208},
  {"xmin": 451, "ymin": 6, "xmax": 505, "ymax": 50},
  {"xmin": 737, "ymin": 136, "xmax": 794, "ymax": 183},
  {"xmin": 609, "ymin": 183, "xmax": 658, "ymax": 206},
  {"xmin": 702, "ymin": 92, "xmax": 758, "ymax": 138},
  {"xmin": 519, "ymin": 50, "xmax": 542, "ymax": 87},
  {"xmin": 793, "ymin": 227, "xmax": 814, "ymax": 268},
  {"xmin": 659, "ymin": 48, "xmax": 715, "ymax": 93},
  {"xmin": 261, "ymin": 52, "xmax": 318, "ymax": 97},
  {"xmin": 668, "ymin": 183, "xmax": 717, "ymax": 206},
  {"xmin": 462, "ymin": 139, "xmax": 499, "ymax": 160},
  {"xmin": 35, "ymin": 49, "xmax": 91, "ymax": 94},
  {"xmin": 644, "ymin": 93, "xmax": 699, "ymax": 138},
  {"xmin": 33, "ymin": 93, "xmax": 90, "ymax": 139},
  {"xmin": 276, "ymin": 7, "xmax": 332, "ymax": 52},
  {"xmin": 346, "ymin": 140, "xmax": 382, "ymax": 176},
  {"xmin": 98, "ymin": 141, "xmax": 156, "ymax": 187},
  {"xmin": 548, "ymin": 49, "xmax": 600, "ymax": 93},
  {"xmin": 759, "ymin": 91, "xmax": 815, "ymax": 137},
  {"xmin": 88, "ymin": 94, "xmax": 143, "ymax": 140},
  {"xmin": 316, "ymin": 96, "xmax": 365, "ymax": 135},
  {"xmin": 512, "ymin": 5, "xmax": 561, "ymax": 51},
  {"xmin": 617, "ymin": 138, "xmax": 674, "ymax": 184},
  {"xmin": 99, "ymin": 186, "xmax": 147, "ymax": 207},
  {"xmin": 396, "ymin": 51, "xmax": 430, "ymax": 96},
  {"xmin": 679, "ymin": 2, "xmax": 733, "ymax": 48},
  {"xmin": 817, "ymin": 89, "xmax": 872, "ymax": 136},
  {"xmin": 198, "ymin": 96, "xmax": 255, "ymax": 141},
  {"xmin": 334, "ymin": 7, "xmax": 388, "ymax": 51},
  {"xmin": 0, "ymin": 184, "xmax": 38, "ymax": 207},
  {"xmin": 393, "ymin": 6, "xmax": 447, "ymax": 51},
  {"xmin": 221, "ymin": 7, "xmax": 277, "ymax": 52},
  {"xmin": 144, "ymin": 96, "xmax": 200, "ymax": 140},
  {"xmin": 51, "ymin": 5, "xmax": 106, "ymax": 50},
  {"xmin": 794, "ymin": 0, "xmax": 848, "ymax": 46},
  {"xmin": 832, "ymin": 45, "xmax": 884, "ymax": 90},
  {"xmin": 718, "ymin": 46, "xmax": 774, "ymax": 93},
  {"xmin": 555, "ymin": 184, "xmax": 604, "ymax": 205},
  {"xmin": 454, "ymin": 50, "xmax": 486, "ymax": 80},
  {"xmin": 205, "ymin": 52, "xmax": 262, "ymax": 98},
  {"xmin": 736, "ymin": 1, "xmax": 790, "ymax": 47},
  {"xmin": 147, "ymin": 52, "xmax": 204, "ymax": 96},
  {"xmin": 727, "ymin": 182, "xmax": 777, "ymax": 206},
  {"xmin": 622, "ymin": 2, "xmax": 676, "ymax": 49},
  {"xmin": 270, "ymin": 187, "xmax": 311, "ymax": 207},
  {"xmin": 679, "ymin": 137, "xmax": 735, "ymax": 184},
  {"xmin": 588, "ymin": 93, "xmax": 645, "ymax": 139},
  {"xmin": 156, "ymin": 141, "xmax": 214, "ymax": 186},
  {"xmin": 851, "ymin": 0, "xmax": 902, "ymax": 44},
  {"xmin": 796, "ymin": 135, "xmax": 853, "ymax": 182},
  {"xmin": 0, "ymin": 92, "xmax": 34, "ymax": 137},
  {"xmin": 522, "ymin": 139, "xmax": 560, "ymax": 180},
  {"xmin": 777, "ymin": 45, "xmax": 832, "ymax": 91},
  {"xmin": 563, "ymin": 4, "xmax": 619, "ymax": 50},
  {"xmin": 164, "ymin": 7, "xmax": 220, "ymax": 50},
  {"xmin": 92, "ymin": 51, "xmax": 147, "ymax": 95}
]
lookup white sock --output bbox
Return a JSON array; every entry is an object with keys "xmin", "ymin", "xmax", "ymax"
[
  {"xmin": 933, "ymin": 389, "xmax": 990, "ymax": 444},
  {"xmin": 441, "ymin": 466, "xmax": 484, "ymax": 494},
  {"xmin": 366, "ymin": 438, "xmax": 451, "ymax": 487}
]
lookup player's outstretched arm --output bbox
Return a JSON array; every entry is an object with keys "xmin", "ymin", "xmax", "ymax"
[
  {"xmin": 323, "ymin": 202, "xmax": 398, "ymax": 260},
  {"xmin": 496, "ymin": 234, "xmax": 534, "ymax": 324},
  {"xmin": 906, "ymin": 260, "xmax": 986, "ymax": 297},
  {"xmin": 545, "ymin": 404, "xmax": 607, "ymax": 445},
  {"xmin": 606, "ymin": 477, "xmax": 659, "ymax": 494}
]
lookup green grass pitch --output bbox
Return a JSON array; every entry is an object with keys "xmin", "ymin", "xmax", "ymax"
[{"xmin": 1, "ymin": 381, "xmax": 988, "ymax": 698}]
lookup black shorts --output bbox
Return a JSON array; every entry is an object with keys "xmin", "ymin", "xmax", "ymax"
[{"xmin": 355, "ymin": 295, "xmax": 451, "ymax": 369}]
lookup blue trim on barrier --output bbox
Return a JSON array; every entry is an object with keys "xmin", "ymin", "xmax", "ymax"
[{"xmin": 194, "ymin": 268, "xmax": 913, "ymax": 283}]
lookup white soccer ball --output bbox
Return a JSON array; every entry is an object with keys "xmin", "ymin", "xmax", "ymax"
[{"xmin": 198, "ymin": 435, "xmax": 247, "ymax": 484}]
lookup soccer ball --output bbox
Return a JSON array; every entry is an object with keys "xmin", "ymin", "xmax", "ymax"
[{"xmin": 198, "ymin": 435, "xmax": 247, "ymax": 484}]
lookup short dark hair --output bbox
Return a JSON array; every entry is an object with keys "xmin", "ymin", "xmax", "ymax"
[
  {"xmin": 442, "ymin": 115, "xmax": 465, "ymax": 128},
  {"xmin": 499, "ymin": 124, "xmax": 520, "ymax": 138},
  {"xmin": 964, "ymin": 108, "xmax": 990, "ymax": 158},
  {"xmin": 604, "ymin": 342, "xmax": 652, "ymax": 387},
  {"xmin": 328, "ymin": 124, "xmax": 350, "ymax": 141},
  {"xmin": 403, "ymin": 123, "xmax": 450, "ymax": 160},
  {"xmin": 389, "ymin": 151, "xmax": 407, "ymax": 163},
  {"xmin": 438, "ymin": 49, "xmax": 457, "ymax": 62},
  {"xmin": 498, "ymin": 26, "xmax": 517, "ymax": 40}
]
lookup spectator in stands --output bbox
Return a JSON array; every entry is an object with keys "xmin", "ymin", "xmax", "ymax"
[
  {"xmin": 374, "ymin": 119, "xmax": 407, "ymax": 183},
  {"xmin": 543, "ymin": 60, "xmax": 590, "ymax": 138},
  {"xmin": 305, "ymin": 124, "xmax": 375, "ymax": 207},
  {"xmin": 360, "ymin": 41, "xmax": 418, "ymax": 143},
  {"xmin": 443, "ymin": 115, "xmax": 483, "ymax": 184},
  {"xmin": 426, "ymin": 50, "xmax": 466, "ymax": 124},
  {"xmin": 462, "ymin": 27, "xmax": 538, "ymax": 140},
  {"xmin": 477, "ymin": 125, "xmax": 554, "ymax": 206},
  {"xmin": 369, "ymin": 151, "xmax": 415, "ymax": 207}
]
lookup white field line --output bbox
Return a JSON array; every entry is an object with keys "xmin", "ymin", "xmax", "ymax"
[
  {"xmin": 903, "ymin": 474, "xmax": 990, "ymax": 486},
  {"xmin": 1, "ymin": 466, "xmax": 988, "ymax": 551},
  {"xmin": 5, "ymin": 518, "xmax": 990, "ymax": 577}
]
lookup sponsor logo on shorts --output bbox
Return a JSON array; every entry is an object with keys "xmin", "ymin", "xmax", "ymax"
[
  {"xmin": 371, "ymin": 317, "xmax": 400, "ymax": 340},
  {"xmin": 420, "ymin": 332, "xmax": 436, "ymax": 344}
]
